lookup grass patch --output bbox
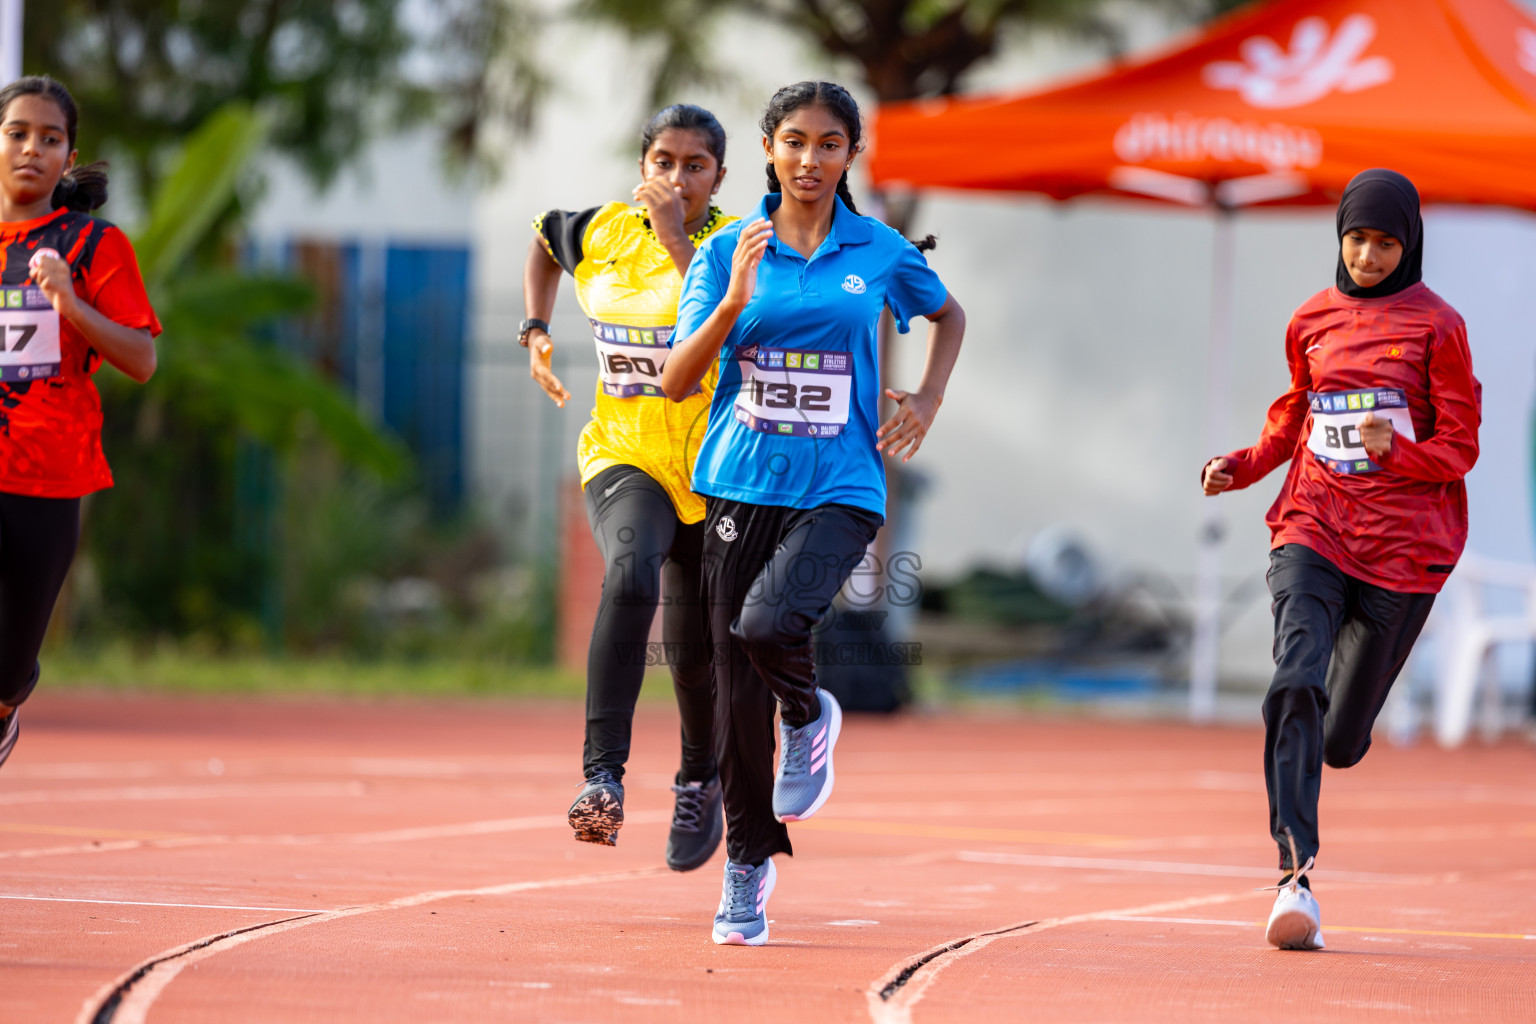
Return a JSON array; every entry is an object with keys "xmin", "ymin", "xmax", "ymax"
[{"xmin": 43, "ymin": 643, "xmax": 607, "ymax": 700}]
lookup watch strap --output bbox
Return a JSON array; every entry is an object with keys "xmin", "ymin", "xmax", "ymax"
[{"xmin": 518, "ymin": 317, "xmax": 550, "ymax": 347}]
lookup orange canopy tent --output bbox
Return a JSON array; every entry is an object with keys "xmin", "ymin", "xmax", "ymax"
[
  {"xmin": 869, "ymin": 0, "xmax": 1536, "ymax": 720},
  {"xmin": 870, "ymin": 0, "xmax": 1536, "ymax": 211}
]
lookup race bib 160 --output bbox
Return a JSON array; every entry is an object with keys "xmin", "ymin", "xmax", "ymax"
[
  {"xmin": 1307, "ymin": 387, "xmax": 1416, "ymax": 474},
  {"xmin": 732, "ymin": 345, "xmax": 852, "ymax": 439},
  {"xmin": 0, "ymin": 287, "xmax": 60, "ymax": 382},
  {"xmin": 592, "ymin": 319, "xmax": 686, "ymax": 398}
]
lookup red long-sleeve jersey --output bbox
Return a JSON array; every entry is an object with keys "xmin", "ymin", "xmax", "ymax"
[{"xmin": 1219, "ymin": 282, "xmax": 1479, "ymax": 594}]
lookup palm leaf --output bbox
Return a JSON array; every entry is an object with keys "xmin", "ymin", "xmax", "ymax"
[{"xmin": 133, "ymin": 104, "xmax": 272, "ymax": 288}]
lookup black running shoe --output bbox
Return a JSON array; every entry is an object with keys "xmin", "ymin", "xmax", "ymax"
[
  {"xmin": 568, "ymin": 769, "xmax": 624, "ymax": 846},
  {"xmin": 666, "ymin": 772, "xmax": 723, "ymax": 872},
  {"xmin": 0, "ymin": 709, "xmax": 16, "ymax": 772}
]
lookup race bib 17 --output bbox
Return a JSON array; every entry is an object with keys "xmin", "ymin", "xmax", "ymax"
[
  {"xmin": 1307, "ymin": 387, "xmax": 1416, "ymax": 474},
  {"xmin": 732, "ymin": 345, "xmax": 852, "ymax": 438},
  {"xmin": 592, "ymin": 319, "xmax": 688, "ymax": 398},
  {"xmin": 0, "ymin": 287, "xmax": 60, "ymax": 383}
]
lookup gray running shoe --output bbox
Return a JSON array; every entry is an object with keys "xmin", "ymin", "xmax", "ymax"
[
  {"xmin": 773, "ymin": 688, "xmax": 842, "ymax": 822},
  {"xmin": 666, "ymin": 773, "xmax": 723, "ymax": 872},
  {"xmin": 567, "ymin": 768, "xmax": 624, "ymax": 846},
  {"xmin": 711, "ymin": 858, "xmax": 776, "ymax": 946},
  {"xmin": 0, "ymin": 709, "xmax": 15, "ymax": 771}
]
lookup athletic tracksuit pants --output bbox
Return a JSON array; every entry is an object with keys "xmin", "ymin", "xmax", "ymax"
[
  {"xmin": 0, "ymin": 493, "xmax": 80, "ymax": 710},
  {"xmin": 1263, "ymin": 543, "xmax": 1434, "ymax": 875},
  {"xmin": 581, "ymin": 466, "xmax": 713, "ymax": 785},
  {"xmin": 700, "ymin": 497, "xmax": 882, "ymax": 866}
]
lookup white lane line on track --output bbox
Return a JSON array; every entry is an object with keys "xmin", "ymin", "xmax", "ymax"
[
  {"xmin": 956, "ymin": 850, "xmax": 1427, "ymax": 884},
  {"xmin": 865, "ymin": 889, "xmax": 1258, "ymax": 1024},
  {"xmin": 8, "ymin": 755, "xmax": 575, "ymax": 780},
  {"xmin": 1104, "ymin": 915, "xmax": 1257, "ymax": 927},
  {"xmin": 0, "ymin": 894, "xmax": 328, "ymax": 912},
  {"xmin": 0, "ymin": 810, "xmax": 672, "ymax": 860},
  {"xmin": 0, "ymin": 781, "xmax": 367, "ymax": 805},
  {"xmin": 76, "ymin": 865, "xmax": 668, "ymax": 1024},
  {"xmin": 1106, "ymin": 915, "xmax": 1536, "ymax": 941}
]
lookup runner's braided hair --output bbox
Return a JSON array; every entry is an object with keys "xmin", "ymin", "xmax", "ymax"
[
  {"xmin": 0, "ymin": 77, "xmax": 108, "ymax": 213},
  {"xmin": 640, "ymin": 103, "xmax": 727, "ymax": 168},
  {"xmin": 760, "ymin": 81, "xmax": 936, "ymax": 252}
]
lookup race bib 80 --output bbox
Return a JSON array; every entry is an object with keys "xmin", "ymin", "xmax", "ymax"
[
  {"xmin": 732, "ymin": 345, "xmax": 852, "ymax": 438},
  {"xmin": 1307, "ymin": 387, "xmax": 1416, "ymax": 474},
  {"xmin": 591, "ymin": 319, "xmax": 688, "ymax": 398},
  {"xmin": 0, "ymin": 287, "xmax": 61, "ymax": 383}
]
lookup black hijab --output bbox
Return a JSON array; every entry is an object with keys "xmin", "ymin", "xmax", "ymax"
[{"xmin": 1335, "ymin": 169, "xmax": 1423, "ymax": 299}]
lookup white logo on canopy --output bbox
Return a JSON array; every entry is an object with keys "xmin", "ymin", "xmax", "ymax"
[
  {"xmin": 1202, "ymin": 14, "xmax": 1394, "ymax": 108},
  {"xmin": 1519, "ymin": 28, "xmax": 1536, "ymax": 75}
]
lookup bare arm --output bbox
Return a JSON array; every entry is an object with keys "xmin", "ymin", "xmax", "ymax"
[
  {"xmin": 876, "ymin": 294, "xmax": 966, "ymax": 462},
  {"xmin": 523, "ymin": 236, "xmax": 570, "ymax": 407},
  {"xmin": 660, "ymin": 219, "xmax": 774, "ymax": 401},
  {"xmin": 31, "ymin": 252, "xmax": 155, "ymax": 383}
]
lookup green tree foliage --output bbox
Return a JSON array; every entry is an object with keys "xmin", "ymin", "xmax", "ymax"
[
  {"xmin": 575, "ymin": 0, "xmax": 1254, "ymax": 105},
  {"xmin": 22, "ymin": 0, "xmax": 475, "ymax": 199},
  {"xmin": 85, "ymin": 103, "xmax": 406, "ymax": 644}
]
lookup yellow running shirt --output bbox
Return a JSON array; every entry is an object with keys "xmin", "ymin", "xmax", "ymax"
[{"xmin": 535, "ymin": 202, "xmax": 734, "ymax": 524}]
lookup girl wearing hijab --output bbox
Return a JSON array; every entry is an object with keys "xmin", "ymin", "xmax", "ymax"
[{"xmin": 1201, "ymin": 169, "xmax": 1479, "ymax": 951}]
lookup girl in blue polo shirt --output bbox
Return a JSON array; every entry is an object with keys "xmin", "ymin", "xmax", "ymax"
[{"xmin": 662, "ymin": 80, "xmax": 966, "ymax": 946}]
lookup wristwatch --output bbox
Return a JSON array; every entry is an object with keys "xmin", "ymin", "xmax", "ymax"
[{"xmin": 518, "ymin": 318, "xmax": 550, "ymax": 347}]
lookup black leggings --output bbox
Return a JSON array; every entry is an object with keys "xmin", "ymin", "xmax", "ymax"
[
  {"xmin": 0, "ymin": 493, "xmax": 80, "ymax": 707},
  {"xmin": 701, "ymin": 497, "xmax": 883, "ymax": 865},
  {"xmin": 1263, "ymin": 543, "xmax": 1434, "ymax": 874},
  {"xmin": 582, "ymin": 465, "xmax": 712, "ymax": 783}
]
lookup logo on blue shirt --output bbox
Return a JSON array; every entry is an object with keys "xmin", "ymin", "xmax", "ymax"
[{"xmin": 841, "ymin": 274, "xmax": 866, "ymax": 295}]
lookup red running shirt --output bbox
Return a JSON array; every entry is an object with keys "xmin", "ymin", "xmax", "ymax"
[
  {"xmin": 1219, "ymin": 282, "xmax": 1479, "ymax": 594},
  {"xmin": 0, "ymin": 208, "xmax": 161, "ymax": 498}
]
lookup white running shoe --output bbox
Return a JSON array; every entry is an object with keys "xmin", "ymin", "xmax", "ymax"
[
  {"xmin": 1265, "ymin": 882, "xmax": 1325, "ymax": 950},
  {"xmin": 1261, "ymin": 830, "xmax": 1324, "ymax": 950}
]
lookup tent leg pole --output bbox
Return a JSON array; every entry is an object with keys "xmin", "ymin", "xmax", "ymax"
[
  {"xmin": 1191, "ymin": 206, "xmax": 1236, "ymax": 723},
  {"xmin": 0, "ymin": 0, "xmax": 19, "ymax": 83}
]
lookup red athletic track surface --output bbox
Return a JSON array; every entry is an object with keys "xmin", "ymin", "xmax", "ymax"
[{"xmin": 4, "ymin": 693, "xmax": 1534, "ymax": 1023}]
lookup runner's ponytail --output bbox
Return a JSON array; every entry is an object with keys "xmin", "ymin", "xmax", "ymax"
[
  {"xmin": 53, "ymin": 161, "xmax": 109, "ymax": 212},
  {"xmin": 834, "ymin": 167, "xmax": 860, "ymax": 216},
  {"xmin": 0, "ymin": 77, "xmax": 110, "ymax": 212},
  {"xmin": 761, "ymin": 81, "xmax": 937, "ymax": 252}
]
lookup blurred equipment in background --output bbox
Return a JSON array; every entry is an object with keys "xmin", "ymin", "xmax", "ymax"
[
  {"xmin": 1020, "ymin": 526, "xmax": 1102, "ymax": 608},
  {"xmin": 813, "ymin": 607, "xmax": 912, "ymax": 714}
]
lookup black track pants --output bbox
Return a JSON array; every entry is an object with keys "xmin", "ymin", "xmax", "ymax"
[
  {"xmin": 701, "ymin": 497, "xmax": 882, "ymax": 865},
  {"xmin": 0, "ymin": 493, "xmax": 80, "ymax": 707},
  {"xmin": 582, "ymin": 465, "xmax": 713, "ymax": 784},
  {"xmin": 1263, "ymin": 543, "xmax": 1434, "ymax": 873}
]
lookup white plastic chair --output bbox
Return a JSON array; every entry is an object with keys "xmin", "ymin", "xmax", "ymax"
[{"xmin": 1432, "ymin": 553, "xmax": 1536, "ymax": 747}]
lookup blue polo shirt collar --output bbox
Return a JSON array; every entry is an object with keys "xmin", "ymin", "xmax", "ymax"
[{"xmin": 753, "ymin": 192, "xmax": 873, "ymax": 260}]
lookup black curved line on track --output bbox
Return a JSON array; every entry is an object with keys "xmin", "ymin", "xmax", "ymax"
[
  {"xmin": 878, "ymin": 920, "xmax": 1041, "ymax": 1002},
  {"xmin": 90, "ymin": 913, "xmax": 319, "ymax": 1023}
]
